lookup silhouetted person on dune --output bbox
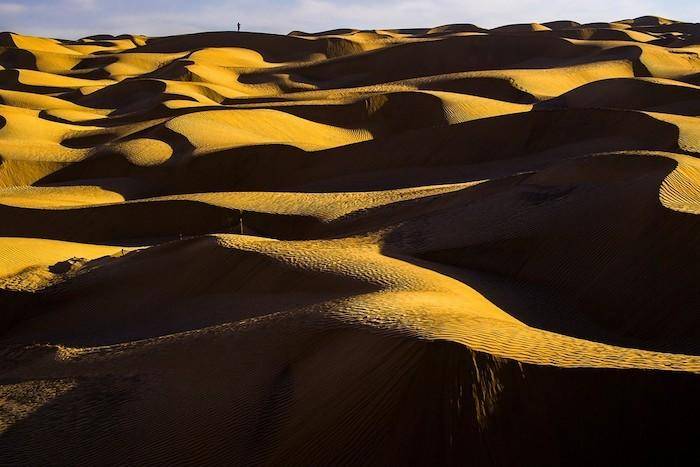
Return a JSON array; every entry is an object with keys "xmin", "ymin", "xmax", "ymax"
[{"xmin": 237, "ymin": 22, "xmax": 241, "ymax": 32}]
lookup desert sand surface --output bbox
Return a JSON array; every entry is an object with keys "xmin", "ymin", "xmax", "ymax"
[{"xmin": 1, "ymin": 15, "xmax": 700, "ymax": 465}]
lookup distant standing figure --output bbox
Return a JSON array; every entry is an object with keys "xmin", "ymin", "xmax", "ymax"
[{"xmin": 237, "ymin": 22, "xmax": 241, "ymax": 32}]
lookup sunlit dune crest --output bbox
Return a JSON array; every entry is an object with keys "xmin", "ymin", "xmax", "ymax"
[{"xmin": 1, "ymin": 15, "xmax": 700, "ymax": 465}]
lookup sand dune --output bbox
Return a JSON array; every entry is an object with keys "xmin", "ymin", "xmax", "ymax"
[{"xmin": 1, "ymin": 16, "xmax": 700, "ymax": 465}]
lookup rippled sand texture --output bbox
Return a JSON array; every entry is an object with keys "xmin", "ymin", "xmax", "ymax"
[{"xmin": 1, "ymin": 15, "xmax": 700, "ymax": 465}]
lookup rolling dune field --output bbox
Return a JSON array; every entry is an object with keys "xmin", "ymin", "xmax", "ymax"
[{"xmin": 1, "ymin": 15, "xmax": 700, "ymax": 465}]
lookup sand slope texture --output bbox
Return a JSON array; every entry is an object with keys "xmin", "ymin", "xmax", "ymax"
[{"xmin": 1, "ymin": 15, "xmax": 700, "ymax": 466}]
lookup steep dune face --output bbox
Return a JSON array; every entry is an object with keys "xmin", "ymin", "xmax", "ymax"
[{"xmin": 1, "ymin": 16, "xmax": 700, "ymax": 465}]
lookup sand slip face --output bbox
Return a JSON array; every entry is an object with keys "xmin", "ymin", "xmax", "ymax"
[{"xmin": 1, "ymin": 16, "xmax": 700, "ymax": 465}]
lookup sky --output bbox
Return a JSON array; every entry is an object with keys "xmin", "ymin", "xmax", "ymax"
[{"xmin": 0, "ymin": 0, "xmax": 698, "ymax": 39}]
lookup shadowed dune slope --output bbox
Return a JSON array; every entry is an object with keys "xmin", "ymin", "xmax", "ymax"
[{"xmin": 1, "ymin": 16, "xmax": 700, "ymax": 466}]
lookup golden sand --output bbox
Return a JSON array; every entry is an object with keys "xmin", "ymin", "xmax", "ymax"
[{"xmin": 1, "ymin": 16, "xmax": 699, "ymax": 465}]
